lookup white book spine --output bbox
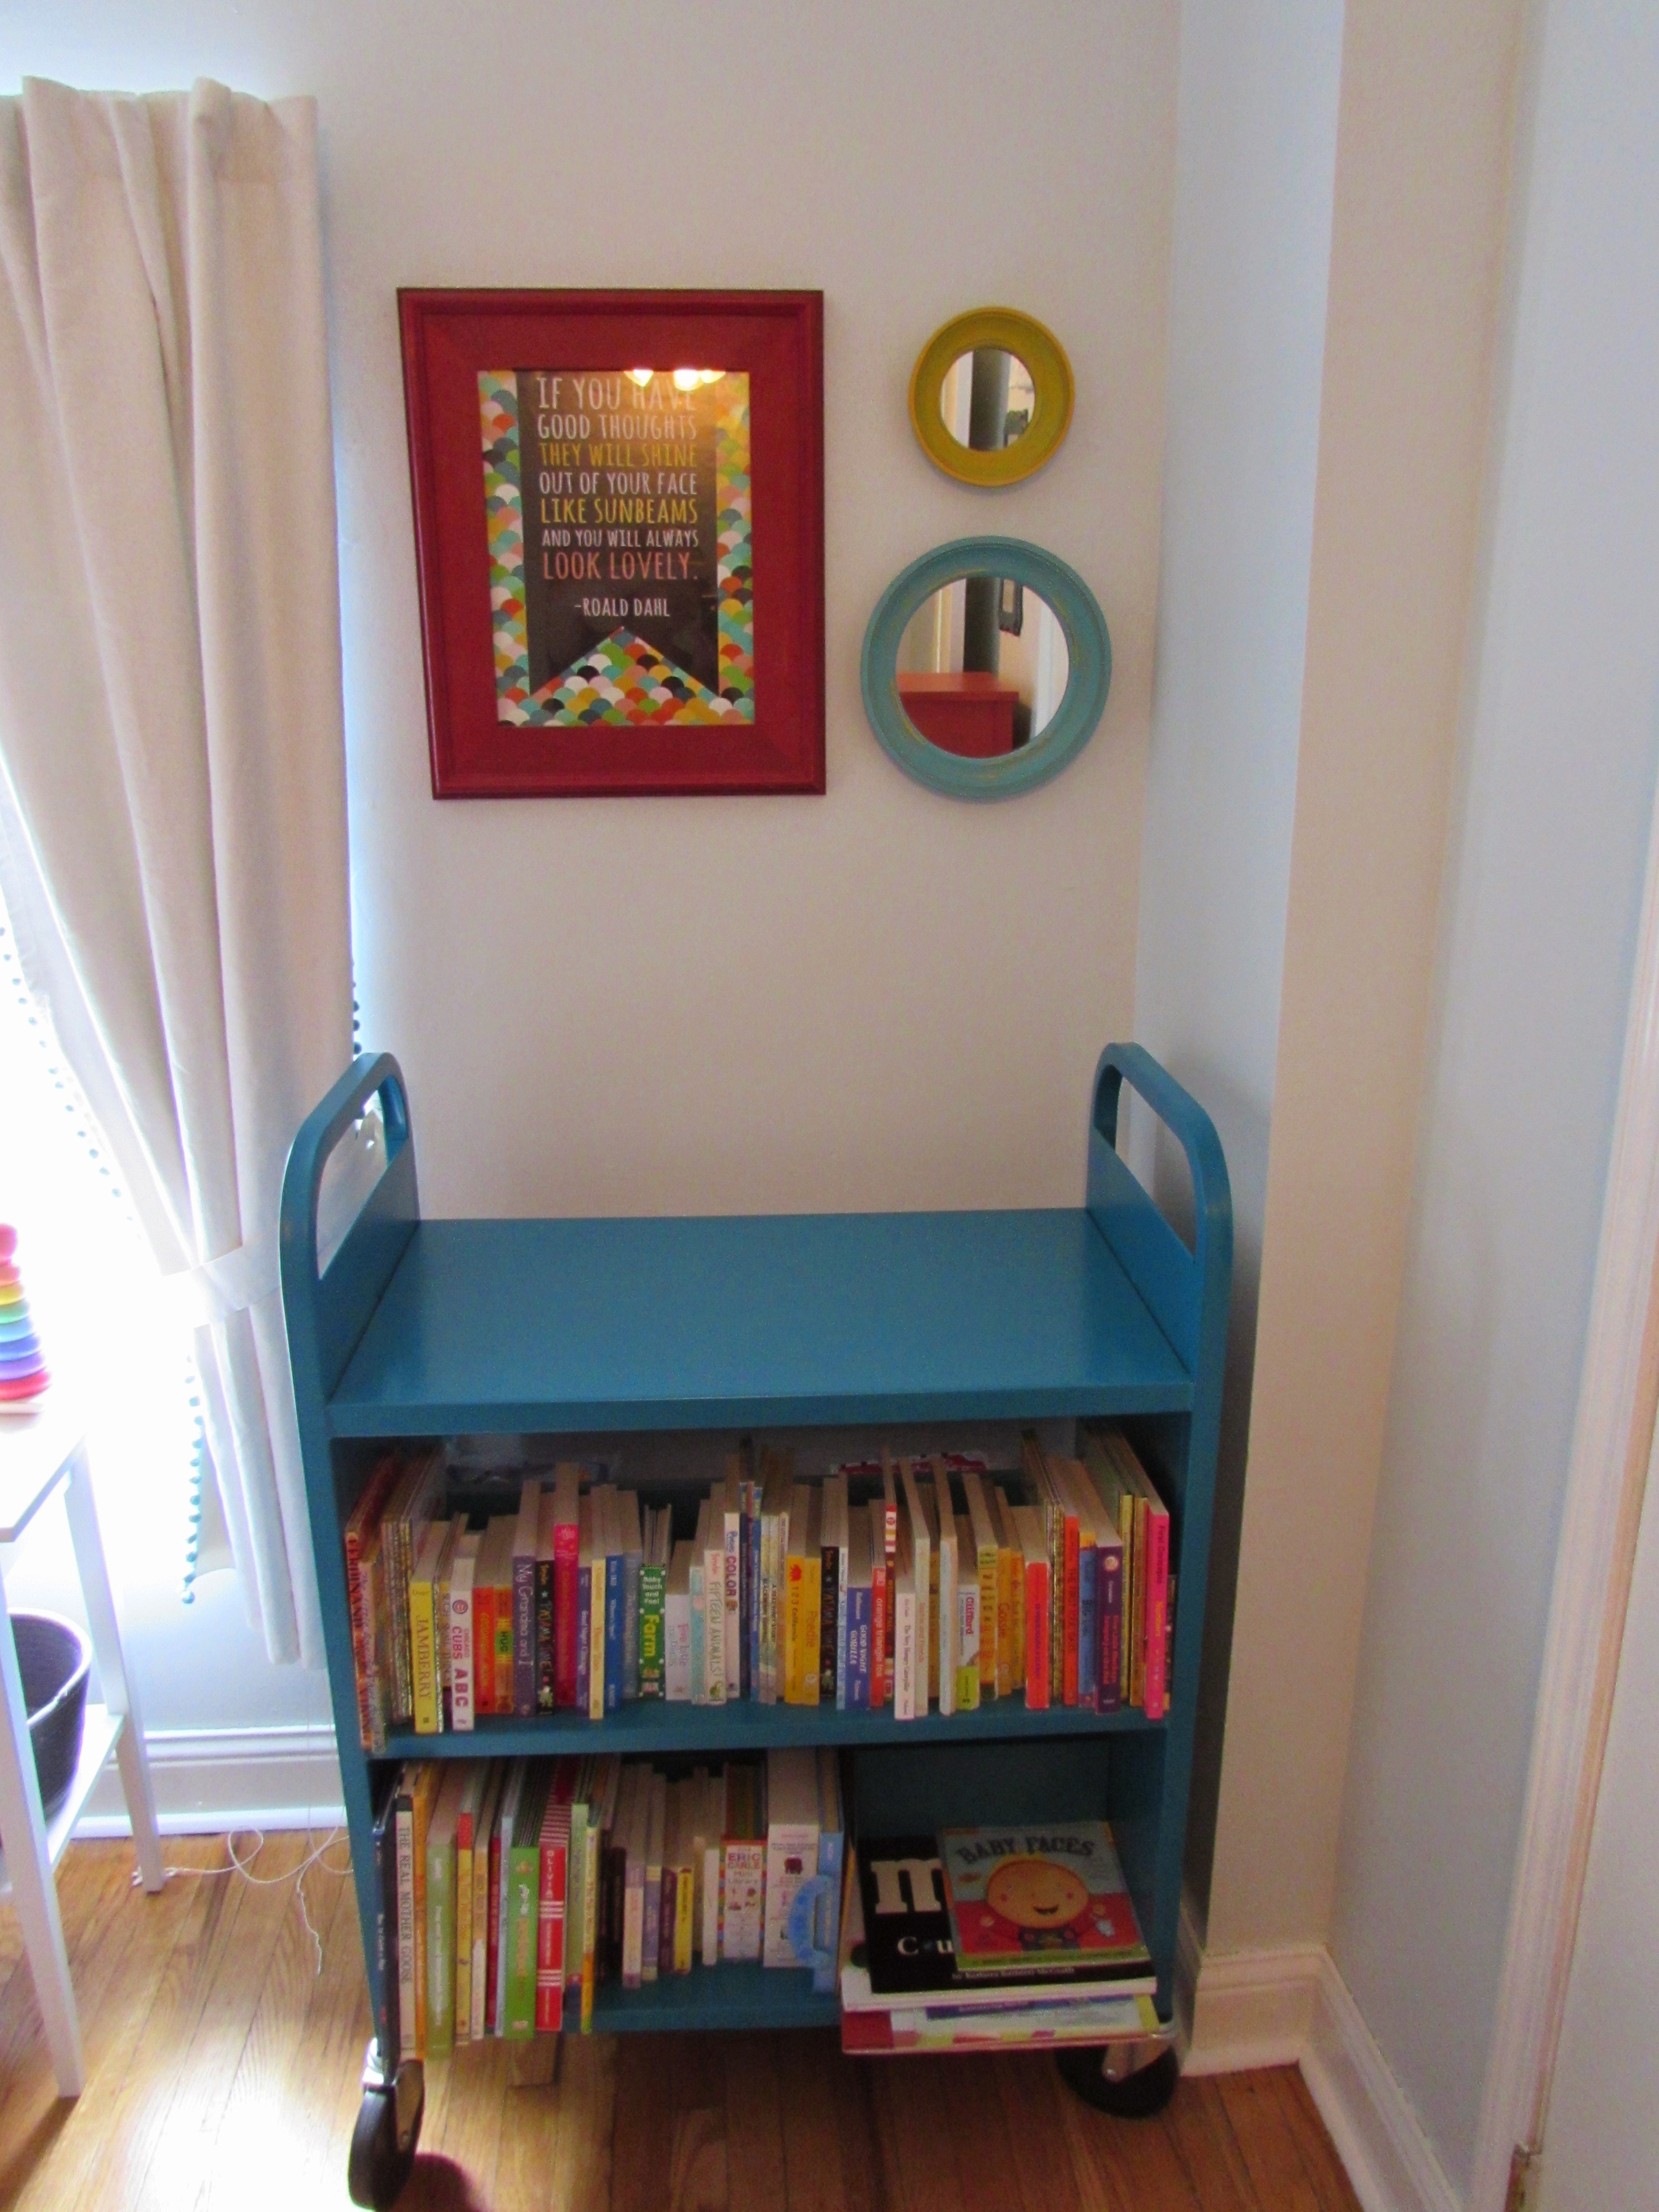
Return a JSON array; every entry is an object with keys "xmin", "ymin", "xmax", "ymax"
[
  {"xmin": 895, "ymin": 1585, "xmax": 918, "ymax": 1721},
  {"xmin": 395, "ymin": 1804, "xmax": 417, "ymax": 2060},
  {"xmin": 721, "ymin": 1841, "xmax": 765, "ymax": 1961},
  {"xmin": 704, "ymin": 1536, "xmax": 727, "ymax": 1703},
  {"xmin": 666, "ymin": 1589, "xmax": 692, "ymax": 1701},
  {"xmin": 723, "ymin": 1505, "xmax": 742, "ymax": 1699}
]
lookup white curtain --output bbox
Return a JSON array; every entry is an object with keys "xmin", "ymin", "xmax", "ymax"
[{"xmin": 0, "ymin": 79, "xmax": 351, "ymax": 1666}]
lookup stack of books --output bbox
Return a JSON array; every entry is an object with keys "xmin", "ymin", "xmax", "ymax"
[
  {"xmin": 838, "ymin": 1819, "xmax": 1159, "ymax": 2054},
  {"xmin": 344, "ymin": 1430, "xmax": 1173, "ymax": 1747},
  {"xmin": 373, "ymin": 1745, "xmax": 845, "ymax": 2059}
]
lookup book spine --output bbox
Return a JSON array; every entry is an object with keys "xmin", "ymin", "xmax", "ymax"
[
  {"xmin": 956, "ymin": 1572, "xmax": 979, "ymax": 1712},
  {"xmin": 704, "ymin": 1538, "xmax": 727, "ymax": 1704},
  {"xmin": 1026, "ymin": 1558, "xmax": 1051, "ymax": 1710},
  {"xmin": 847, "ymin": 1584, "xmax": 871, "ymax": 1710},
  {"xmin": 870, "ymin": 1556, "xmax": 887, "ymax": 1709},
  {"xmin": 486, "ymin": 1827, "xmax": 503, "ymax": 2033},
  {"xmin": 638, "ymin": 1561, "xmax": 666, "ymax": 1698},
  {"xmin": 604, "ymin": 1552, "xmax": 623, "ymax": 1715},
  {"xmin": 576, "ymin": 1566, "xmax": 592, "ymax": 1715},
  {"xmin": 937, "ymin": 1538, "xmax": 956, "ymax": 1719},
  {"xmin": 536, "ymin": 1835, "xmax": 566, "ymax": 2032},
  {"xmin": 1144, "ymin": 1507, "xmax": 1171, "ymax": 1721},
  {"xmin": 471, "ymin": 1822, "xmax": 492, "ymax": 2040},
  {"xmin": 689, "ymin": 1554, "xmax": 707, "ymax": 1706},
  {"xmin": 410, "ymin": 1576, "xmax": 440, "ymax": 1736},
  {"xmin": 512, "ymin": 1550, "xmax": 536, "ymax": 1719},
  {"xmin": 346, "ymin": 1526, "xmax": 374, "ymax": 1750},
  {"xmin": 395, "ymin": 1798, "xmax": 417, "ymax": 2060},
  {"xmin": 820, "ymin": 1538, "xmax": 839, "ymax": 1706},
  {"xmin": 701, "ymin": 1840, "xmax": 722, "ymax": 1966},
  {"xmin": 363, "ymin": 1545, "xmax": 389, "ymax": 1754},
  {"xmin": 622, "ymin": 1548, "xmax": 641, "ymax": 1702},
  {"xmin": 473, "ymin": 1584, "xmax": 493, "ymax": 1717},
  {"xmin": 493, "ymin": 1588, "xmax": 514, "ymax": 1714},
  {"xmin": 721, "ymin": 1841, "xmax": 765, "ymax": 1962},
  {"xmin": 801, "ymin": 1551, "xmax": 821, "ymax": 1708},
  {"xmin": 641, "ymin": 1860, "xmax": 661, "ymax": 1985},
  {"xmin": 505, "ymin": 1839, "xmax": 539, "ymax": 2037},
  {"xmin": 536, "ymin": 1558, "xmax": 556, "ymax": 1712},
  {"xmin": 782, "ymin": 1553, "xmax": 802, "ymax": 1705},
  {"xmin": 666, "ymin": 1581, "xmax": 691, "ymax": 1700},
  {"xmin": 390, "ymin": 1523, "xmax": 414, "ymax": 1725},
  {"xmin": 1098, "ymin": 1542, "xmax": 1124, "ymax": 1713},
  {"xmin": 977, "ymin": 1542, "xmax": 999, "ymax": 1698},
  {"xmin": 583, "ymin": 1815, "xmax": 601, "ymax": 2029},
  {"xmin": 1077, "ymin": 1535, "xmax": 1097, "ymax": 1713},
  {"xmin": 554, "ymin": 1519, "xmax": 580, "ymax": 1708},
  {"xmin": 659, "ymin": 1868, "xmax": 677, "ymax": 1978},
  {"xmin": 450, "ymin": 1553, "xmax": 476, "ymax": 1733},
  {"xmin": 1129, "ymin": 1495, "xmax": 1147, "ymax": 1709},
  {"xmin": 426, "ymin": 1835, "xmax": 455, "ymax": 2058},
  {"xmin": 587, "ymin": 1553, "xmax": 606, "ymax": 1723},
  {"xmin": 894, "ymin": 1581, "xmax": 917, "ymax": 1721},
  {"xmin": 674, "ymin": 1867, "xmax": 694, "ymax": 1974},
  {"xmin": 723, "ymin": 1507, "xmax": 742, "ymax": 1700},
  {"xmin": 746, "ymin": 1491, "xmax": 761, "ymax": 1698},
  {"xmin": 623, "ymin": 1861, "xmax": 645, "ymax": 1991},
  {"xmin": 374, "ymin": 1803, "xmax": 400, "ymax": 2068},
  {"xmin": 1062, "ymin": 1510, "xmax": 1081, "ymax": 1707}
]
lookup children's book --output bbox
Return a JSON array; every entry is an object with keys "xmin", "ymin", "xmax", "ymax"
[{"xmin": 938, "ymin": 1821, "xmax": 1149, "ymax": 1976}]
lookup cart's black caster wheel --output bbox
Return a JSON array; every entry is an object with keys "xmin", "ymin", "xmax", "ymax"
[
  {"xmin": 1057, "ymin": 2042, "xmax": 1180, "ymax": 2119},
  {"xmin": 348, "ymin": 2066, "xmax": 423, "ymax": 2210}
]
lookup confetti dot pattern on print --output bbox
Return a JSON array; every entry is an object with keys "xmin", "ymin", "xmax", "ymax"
[
  {"xmin": 0, "ymin": 1225, "xmax": 49, "ymax": 1403},
  {"xmin": 540, "ymin": 629, "xmax": 746, "ymax": 726}
]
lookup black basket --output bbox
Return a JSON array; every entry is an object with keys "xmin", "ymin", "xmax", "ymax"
[{"xmin": 8, "ymin": 1613, "xmax": 90, "ymax": 1827}]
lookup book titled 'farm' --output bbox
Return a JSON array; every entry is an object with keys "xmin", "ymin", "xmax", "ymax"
[{"xmin": 938, "ymin": 1822, "xmax": 1148, "ymax": 1976}]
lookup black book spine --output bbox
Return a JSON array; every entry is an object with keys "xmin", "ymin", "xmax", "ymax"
[
  {"xmin": 536, "ymin": 1559, "xmax": 556, "ymax": 1712},
  {"xmin": 372, "ymin": 1782, "xmax": 400, "ymax": 2068}
]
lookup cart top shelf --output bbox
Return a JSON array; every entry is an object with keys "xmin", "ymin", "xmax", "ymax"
[{"xmin": 324, "ymin": 1207, "xmax": 1193, "ymax": 1434}]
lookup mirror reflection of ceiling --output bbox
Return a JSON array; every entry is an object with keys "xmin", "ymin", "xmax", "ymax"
[
  {"xmin": 896, "ymin": 575, "xmax": 1070, "ymax": 756},
  {"xmin": 941, "ymin": 348, "xmax": 1039, "ymax": 453}
]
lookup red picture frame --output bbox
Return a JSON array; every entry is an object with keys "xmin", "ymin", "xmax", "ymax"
[{"xmin": 399, "ymin": 289, "xmax": 824, "ymax": 797}]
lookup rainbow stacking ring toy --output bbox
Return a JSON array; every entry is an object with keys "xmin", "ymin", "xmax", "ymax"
[{"xmin": 0, "ymin": 1225, "xmax": 50, "ymax": 1403}]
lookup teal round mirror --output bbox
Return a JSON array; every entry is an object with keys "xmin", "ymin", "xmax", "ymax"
[{"xmin": 860, "ymin": 538, "xmax": 1111, "ymax": 799}]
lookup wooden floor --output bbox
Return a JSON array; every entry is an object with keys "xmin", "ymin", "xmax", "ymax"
[{"xmin": 0, "ymin": 1837, "xmax": 1361, "ymax": 2211}]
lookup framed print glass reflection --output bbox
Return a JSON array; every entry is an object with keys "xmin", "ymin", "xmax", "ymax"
[{"xmin": 400, "ymin": 289, "xmax": 825, "ymax": 796}]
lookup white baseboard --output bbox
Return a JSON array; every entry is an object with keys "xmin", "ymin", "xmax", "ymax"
[
  {"xmin": 1185, "ymin": 1911, "xmax": 1461, "ymax": 2212},
  {"xmin": 76, "ymin": 1724, "xmax": 345, "ymax": 1837}
]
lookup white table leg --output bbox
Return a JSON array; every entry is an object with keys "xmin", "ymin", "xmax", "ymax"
[
  {"xmin": 64, "ymin": 1448, "xmax": 164, "ymax": 1895},
  {"xmin": 0, "ymin": 1570, "xmax": 83, "ymax": 2095}
]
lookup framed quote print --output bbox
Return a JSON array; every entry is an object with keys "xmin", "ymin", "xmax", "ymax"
[{"xmin": 399, "ymin": 289, "xmax": 825, "ymax": 796}]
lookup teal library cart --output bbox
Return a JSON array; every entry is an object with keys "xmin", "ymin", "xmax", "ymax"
[{"xmin": 279, "ymin": 1041, "xmax": 1231, "ymax": 2208}]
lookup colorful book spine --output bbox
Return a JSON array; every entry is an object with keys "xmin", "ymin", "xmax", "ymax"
[
  {"xmin": 846, "ymin": 1579, "xmax": 872, "ymax": 1710},
  {"xmin": 505, "ymin": 1767, "xmax": 546, "ymax": 2039},
  {"xmin": 512, "ymin": 1483, "xmax": 541, "ymax": 1720},
  {"xmin": 536, "ymin": 1793, "xmax": 571, "ymax": 2033},
  {"xmin": 535, "ymin": 1498, "xmax": 556, "ymax": 1714},
  {"xmin": 449, "ymin": 1532, "xmax": 478, "ymax": 1733},
  {"xmin": 587, "ymin": 1491, "xmax": 607, "ymax": 1723},
  {"xmin": 639, "ymin": 1546, "xmax": 666, "ymax": 1699},
  {"xmin": 553, "ymin": 1467, "xmax": 581, "ymax": 1709},
  {"xmin": 722, "ymin": 1481, "xmax": 743, "ymax": 1702},
  {"xmin": 603, "ymin": 1522, "xmax": 624, "ymax": 1718},
  {"xmin": 345, "ymin": 1453, "xmax": 402, "ymax": 1751},
  {"xmin": 409, "ymin": 1528, "xmax": 445, "ymax": 1737},
  {"xmin": 620, "ymin": 1492, "xmax": 643, "ymax": 1704},
  {"xmin": 1076, "ymin": 1513, "xmax": 1098, "ymax": 1713},
  {"xmin": 1099, "ymin": 1533, "xmax": 1124, "ymax": 1714},
  {"xmin": 1143, "ymin": 1492, "xmax": 1171, "ymax": 1721}
]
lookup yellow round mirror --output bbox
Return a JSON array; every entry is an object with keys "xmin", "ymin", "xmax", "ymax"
[{"xmin": 909, "ymin": 309, "xmax": 1074, "ymax": 488}]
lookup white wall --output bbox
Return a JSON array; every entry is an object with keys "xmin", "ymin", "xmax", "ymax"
[
  {"xmin": 1130, "ymin": 0, "xmax": 1345, "ymax": 1923},
  {"xmin": 1329, "ymin": 1, "xmax": 1659, "ymax": 2193},
  {"xmin": 1205, "ymin": 0, "xmax": 1523, "ymax": 1958},
  {"xmin": 1537, "ymin": 1422, "xmax": 1659, "ymax": 2211},
  {"xmin": 0, "ymin": 5, "xmax": 1181, "ymax": 1755}
]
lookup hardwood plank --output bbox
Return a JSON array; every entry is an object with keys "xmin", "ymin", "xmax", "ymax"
[
  {"xmin": 1277, "ymin": 2069, "xmax": 1363, "ymax": 2212},
  {"xmin": 200, "ymin": 1845, "xmax": 360, "ymax": 2212},
  {"xmin": 543, "ymin": 2031, "xmax": 615, "ymax": 2212},
  {"xmin": 611, "ymin": 2031, "xmax": 677, "ymax": 2212},
  {"xmin": 125, "ymin": 1834, "xmax": 322, "ymax": 2212},
  {"xmin": 865, "ymin": 2054, "xmax": 964, "ymax": 2212},
  {"xmin": 723, "ymin": 2032, "xmax": 786, "ymax": 2212},
  {"xmin": 3, "ymin": 1843, "xmax": 217, "ymax": 2212},
  {"xmin": 1160, "ymin": 2075, "xmax": 1264, "ymax": 2212},
  {"xmin": 669, "ymin": 2031, "xmax": 728, "ymax": 2212},
  {"xmin": 1213, "ymin": 2070, "xmax": 1327, "ymax": 2212},
  {"xmin": 0, "ymin": 1845, "xmax": 1375, "ymax": 2212}
]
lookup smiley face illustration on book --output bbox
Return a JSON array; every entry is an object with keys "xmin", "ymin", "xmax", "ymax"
[{"xmin": 984, "ymin": 1857, "xmax": 1093, "ymax": 1951}]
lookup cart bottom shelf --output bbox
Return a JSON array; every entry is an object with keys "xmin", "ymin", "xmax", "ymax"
[{"xmin": 586, "ymin": 1961, "xmax": 837, "ymax": 2033}]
